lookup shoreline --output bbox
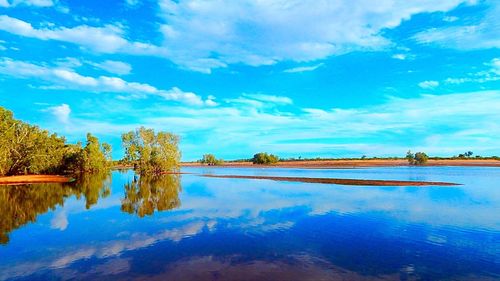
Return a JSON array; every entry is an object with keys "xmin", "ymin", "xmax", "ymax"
[
  {"xmin": 201, "ymin": 174, "xmax": 459, "ymax": 186},
  {"xmin": 0, "ymin": 175, "xmax": 73, "ymax": 185},
  {"xmin": 183, "ymin": 159, "xmax": 500, "ymax": 168}
]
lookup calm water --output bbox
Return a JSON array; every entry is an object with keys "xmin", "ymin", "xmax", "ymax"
[{"xmin": 1, "ymin": 167, "xmax": 499, "ymax": 280}]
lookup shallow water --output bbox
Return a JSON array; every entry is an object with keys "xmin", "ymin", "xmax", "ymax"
[{"xmin": 1, "ymin": 167, "xmax": 499, "ymax": 280}]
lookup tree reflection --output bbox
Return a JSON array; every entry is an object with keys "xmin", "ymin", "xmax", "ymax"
[
  {"xmin": 74, "ymin": 172, "xmax": 112, "ymax": 209},
  {"xmin": 121, "ymin": 174, "xmax": 181, "ymax": 217},
  {"xmin": 0, "ymin": 172, "xmax": 111, "ymax": 245}
]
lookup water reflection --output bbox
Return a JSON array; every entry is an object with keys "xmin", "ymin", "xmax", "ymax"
[
  {"xmin": 121, "ymin": 174, "xmax": 181, "ymax": 217},
  {"xmin": 0, "ymin": 172, "xmax": 111, "ymax": 245},
  {"xmin": 1, "ymin": 168, "xmax": 499, "ymax": 280}
]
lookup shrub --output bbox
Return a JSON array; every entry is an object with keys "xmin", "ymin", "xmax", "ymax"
[
  {"xmin": 252, "ymin": 152, "xmax": 279, "ymax": 164},
  {"xmin": 200, "ymin": 154, "xmax": 224, "ymax": 165}
]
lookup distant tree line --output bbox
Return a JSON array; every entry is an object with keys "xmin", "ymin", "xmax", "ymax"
[{"xmin": 0, "ymin": 106, "xmax": 111, "ymax": 176}]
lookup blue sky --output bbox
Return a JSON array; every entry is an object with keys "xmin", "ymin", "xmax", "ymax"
[{"xmin": 0, "ymin": 0, "xmax": 499, "ymax": 160}]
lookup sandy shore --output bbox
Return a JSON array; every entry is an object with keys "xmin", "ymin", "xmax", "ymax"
[
  {"xmin": 184, "ymin": 159, "xmax": 500, "ymax": 168},
  {"xmin": 202, "ymin": 174, "xmax": 459, "ymax": 186},
  {"xmin": 0, "ymin": 175, "xmax": 73, "ymax": 185}
]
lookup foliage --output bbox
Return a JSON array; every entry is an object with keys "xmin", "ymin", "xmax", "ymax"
[
  {"xmin": 1, "ymin": 106, "xmax": 67, "ymax": 175},
  {"xmin": 406, "ymin": 150, "xmax": 428, "ymax": 165},
  {"xmin": 414, "ymin": 152, "xmax": 428, "ymax": 165},
  {"xmin": 121, "ymin": 174, "xmax": 181, "ymax": 217},
  {"xmin": 200, "ymin": 154, "xmax": 224, "ymax": 165},
  {"xmin": 79, "ymin": 133, "xmax": 112, "ymax": 172},
  {"xmin": 406, "ymin": 150, "xmax": 414, "ymax": 164},
  {"xmin": 121, "ymin": 127, "xmax": 181, "ymax": 175},
  {"xmin": 0, "ymin": 106, "xmax": 111, "ymax": 176},
  {"xmin": 252, "ymin": 152, "xmax": 279, "ymax": 165}
]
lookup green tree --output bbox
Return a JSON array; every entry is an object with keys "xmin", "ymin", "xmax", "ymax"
[
  {"xmin": 121, "ymin": 127, "xmax": 180, "ymax": 175},
  {"xmin": 200, "ymin": 154, "xmax": 224, "ymax": 165},
  {"xmin": 406, "ymin": 150, "xmax": 415, "ymax": 165},
  {"xmin": 0, "ymin": 106, "xmax": 68, "ymax": 175},
  {"xmin": 414, "ymin": 152, "xmax": 428, "ymax": 165},
  {"xmin": 0, "ymin": 106, "xmax": 112, "ymax": 176},
  {"xmin": 252, "ymin": 152, "xmax": 279, "ymax": 165},
  {"xmin": 80, "ymin": 133, "xmax": 111, "ymax": 172}
]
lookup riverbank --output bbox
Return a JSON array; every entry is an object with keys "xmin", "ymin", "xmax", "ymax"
[
  {"xmin": 183, "ymin": 159, "xmax": 500, "ymax": 168},
  {"xmin": 202, "ymin": 174, "xmax": 459, "ymax": 186},
  {"xmin": 0, "ymin": 175, "xmax": 73, "ymax": 185}
]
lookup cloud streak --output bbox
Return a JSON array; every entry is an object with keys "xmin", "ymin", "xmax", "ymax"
[{"xmin": 0, "ymin": 57, "xmax": 215, "ymax": 106}]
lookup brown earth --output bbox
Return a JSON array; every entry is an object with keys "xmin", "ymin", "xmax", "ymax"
[
  {"xmin": 201, "ymin": 174, "xmax": 459, "ymax": 186},
  {"xmin": 0, "ymin": 175, "xmax": 73, "ymax": 185},
  {"xmin": 184, "ymin": 159, "xmax": 500, "ymax": 168}
]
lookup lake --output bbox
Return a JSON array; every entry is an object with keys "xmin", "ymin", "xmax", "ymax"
[{"xmin": 1, "ymin": 166, "xmax": 499, "ymax": 280}]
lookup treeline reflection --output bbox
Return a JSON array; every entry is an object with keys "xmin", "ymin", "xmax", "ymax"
[{"xmin": 0, "ymin": 173, "xmax": 181, "ymax": 244}]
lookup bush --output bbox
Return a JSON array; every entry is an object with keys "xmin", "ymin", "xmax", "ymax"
[
  {"xmin": 200, "ymin": 154, "xmax": 224, "ymax": 165},
  {"xmin": 252, "ymin": 152, "xmax": 279, "ymax": 165},
  {"xmin": 406, "ymin": 150, "xmax": 428, "ymax": 165}
]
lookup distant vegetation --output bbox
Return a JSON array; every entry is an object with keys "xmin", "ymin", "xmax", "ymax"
[
  {"xmin": 0, "ymin": 106, "xmax": 110, "ymax": 176},
  {"xmin": 199, "ymin": 154, "xmax": 224, "ymax": 165},
  {"xmin": 406, "ymin": 150, "xmax": 428, "ymax": 165},
  {"xmin": 252, "ymin": 152, "xmax": 279, "ymax": 165},
  {"xmin": 121, "ymin": 127, "xmax": 180, "ymax": 175}
]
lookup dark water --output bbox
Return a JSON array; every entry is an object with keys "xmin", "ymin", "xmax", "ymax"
[{"xmin": 1, "ymin": 167, "xmax": 499, "ymax": 280}]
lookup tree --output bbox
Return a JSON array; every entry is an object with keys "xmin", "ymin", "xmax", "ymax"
[
  {"xmin": 406, "ymin": 150, "xmax": 428, "ymax": 165},
  {"xmin": 200, "ymin": 154, "xmax": 224, "ymax": 165},
  {"xmin": 414, "ymin": 152, "xmax": 428, "ymax": 165},
  {"xmin": 122, "ymin": 127, "xmax": 180, "ymax": 175},
  {"xmin": 80, "ymin": 133, "xmax": 111, "ymax": 172},
  {"xmin": 252, "ymin": 152, "xmax": 279, "ymax": 165},
  {"xmin": 0, "ymin": 106, "xmax": 67, "ymax": 175},
  {"xmin": 0, "ymin": 106, "xmax": 112, "ymax": 175},
  {"xmin": 406, "ymin": 150, "xmax": 415, "ymax": 165},
  {"xmin": 465, "ymin": 151, "xmax": 473, "ymax": 158}
]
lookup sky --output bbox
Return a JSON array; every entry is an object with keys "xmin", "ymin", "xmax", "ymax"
[{"xmin": 0, "ymin": 0, "xmax": 499, "ymax": 161}]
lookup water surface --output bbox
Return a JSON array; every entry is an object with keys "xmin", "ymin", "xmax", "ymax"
[{"xmin": 1, "ymin": 167, "xmax": 499, "ymax": 280}]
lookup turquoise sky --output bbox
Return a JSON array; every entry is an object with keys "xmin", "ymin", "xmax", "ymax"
[{"xmin": 0, "ymin": 0, "xmax": 499, "ymax": 160}]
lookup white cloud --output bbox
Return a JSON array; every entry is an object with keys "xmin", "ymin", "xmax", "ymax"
[
  {"xmin": 125, "ymin": 0, "xmax": 140, "ymax": 8},
  {"xmin": 391, "ymin": 54, "xmax": 407, "ymax": 60},
  {"xmin": 0, "ymin": 15, "xmax": 164, "ymax": 55},
  {"xmin": 50, "ymin": 210, "xmax": 68, "ymax": 231},
  {"xmin": 242, "ymin": 94, "xmax": 293, "ymax": 105},
  {"xmin": 47, "ymin": 103, "xmax": 71, "ymax": 123},
  {"xmin": 491, "ymin": 58, "xmax": 500, "ymax": 74},
  {"xmin": 284, "ymin": 63, "xmax": 324, "ymax": 73},
  {"xmin": 443, "ymin": 15, "xmax": 459, "ymax": 22},
  {"xmin": 91, "ymin": 60, "xmax": 132, "ymax": 75},
  {"xmin": 45, "ymin": 90, "xmax": 500, "ymax": 160},
  {"xmin": 155, "ymin": 0, "xmax": 469, "ymax": 71},
  {"xmin": 0, "ymin": 0, "xmax": 55, "ymax": 7},
  {"xmin": 12, "ymin": 0, "xmax": 55, "ymax": 7},
  {"xmin": 0, "ymin": 1, "xmax": 477, "ymax": 72},
  {"xmin": 0, "ymin": 58, "xmax": 214, "ymax": 106},
  {"xmin": 414, "ymin": 3, "xmax": 500, "ymax": 49},
  {"xmin": 444, "ymin": 58, "xmax": 500, "ymax": 84},
  {"xmin": 418, "ymin": 80, "xmax": 439, "ymax": 89}
]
